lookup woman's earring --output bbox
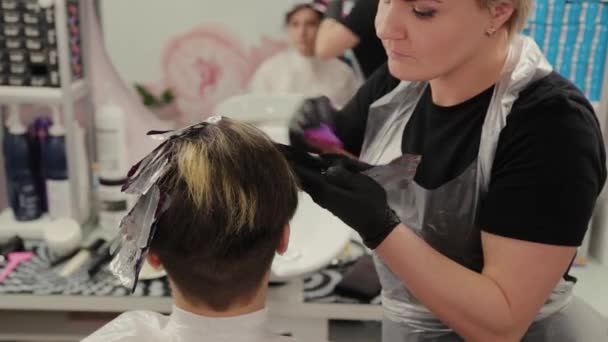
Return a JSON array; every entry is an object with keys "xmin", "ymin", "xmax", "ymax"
[{"xmin": 485, "ymin": 27, "xmax": 496, "ymax": 37}]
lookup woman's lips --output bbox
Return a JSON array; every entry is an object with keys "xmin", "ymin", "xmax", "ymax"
[{"xmin": 387, "ymin": 49, "xmax": 412, "ymax": 60}]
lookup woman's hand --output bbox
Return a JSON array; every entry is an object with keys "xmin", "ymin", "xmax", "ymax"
[{"xmin": 294, "ymin": 156, "xmax": 401, "ymax": 249}]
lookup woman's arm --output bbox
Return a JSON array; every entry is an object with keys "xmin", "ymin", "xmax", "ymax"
[
  {"xmin": 294, "ymin": 160, "xmax": 578, "ymax": 340},
  {"xmin": 377, "ymin": 226, "xmax": 576, "ymax": 341},
  {"xmin": 315, "ymin": 18, "xmax": 360, "ymax": 60},
  {"xmin": 292, "ymin": 150, "xmax": 589, "ymax": 341},
  {"xmin": 315, "ymin": 0, "xmax": 378, "ymax": 60}
]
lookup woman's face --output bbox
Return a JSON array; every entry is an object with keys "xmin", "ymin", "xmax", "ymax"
[
  {"xmin": 376, "ymin": 0, "xmax": 511, "ymax": 81},
  {"xmin": 287, "ymin": 7, "xmax": 322, "ymax": 56}
]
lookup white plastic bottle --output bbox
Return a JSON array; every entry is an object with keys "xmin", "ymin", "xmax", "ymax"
[
  {"xmin": 75, "ymin": 124, "xmax": 91, "ymax": 221},
  {"xmin": 45, "ymin": 106, "xmax": 72, "ymax": 219},
  {"xmin": 94, "ymin": 104, "xmax": 128, "ymax": 181},
  {"xmin": 98, "ymin": 178, "xmax": 130, "ymax": 235}
]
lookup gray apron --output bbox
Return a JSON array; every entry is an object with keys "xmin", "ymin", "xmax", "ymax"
[{"xmin": 359, "ymin": 35, "xmax": 607, "ymax": 341}]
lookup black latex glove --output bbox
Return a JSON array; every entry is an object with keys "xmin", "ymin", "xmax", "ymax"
[
  {"xmin": 277, "ymin": 144, "xmax": 372, "ymax": 181},
  {"xmin": 288, "ymin": 96, "xmax": 337, "ymax": 153},
  {"xmin": 294, "ymin": 161, "xmax": 401, "ymax": 250},
  {"xmin": 319, "ymin": 154, "xmax": 372, "ymax": 173},
  {"xmin": 276, "ymin": 143, "xmax": 329, "ymax": 175}
]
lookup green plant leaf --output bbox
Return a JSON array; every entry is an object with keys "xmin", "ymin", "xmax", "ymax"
[
  {"xmin": 135, "ymin": 84, "xmax": 161, "ymax": 107},
  {"xmin": 161, "ymin": 89, "xmax": 175, "ymax": 104}
]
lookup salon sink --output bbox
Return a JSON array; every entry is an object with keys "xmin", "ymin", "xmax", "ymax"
[
  {"xmin": 270, "ymin": 191, "xmax": 353, "ymax": 281},
  {"xmin": 216, "ymin": 94, "xmax": 354, "ymax": 281},
  {"xmin": 215, "ymin": 93, "xmax": 306, "ymax": 126}
]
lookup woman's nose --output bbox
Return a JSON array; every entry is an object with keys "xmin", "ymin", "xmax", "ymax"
[{"xmin": 376, "ymin": 3, "xmax": 407, "ymax": 41}]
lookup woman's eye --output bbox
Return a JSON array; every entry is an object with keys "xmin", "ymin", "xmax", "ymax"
[{"xmin": 412, "ymin": 7, "xmax": 436, "ymax": 18}]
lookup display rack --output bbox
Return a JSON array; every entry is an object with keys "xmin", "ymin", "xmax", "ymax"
[
  {"xmin": 0, "ymin": 79, "xmax": 86, "ymax": 104},
  {"xmin": 0, "ymin": 0, "xmax": 95, "ymax": 240}
]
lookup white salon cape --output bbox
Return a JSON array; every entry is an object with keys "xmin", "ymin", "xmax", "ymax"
[
  {"xmin": 249, "ymin": 49, "xmax": 362, "ymax": 108},
  {"xmin": 83, "ymin": 306, "xmax": 296, "ymax": 342}
]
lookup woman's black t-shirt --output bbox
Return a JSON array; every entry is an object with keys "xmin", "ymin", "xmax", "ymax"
[
  {"xmin": 333, "ymin": 63, "xmax": 606, "ymax": 249},
  {"xmin": 337, "ymin": 0, "xmax": 387, "ymax": 78}
]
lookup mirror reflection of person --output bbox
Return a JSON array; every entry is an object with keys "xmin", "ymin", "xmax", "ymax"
[{"xmin": 249, "ymin": 2, "xmax": 362, "ymax": 109}]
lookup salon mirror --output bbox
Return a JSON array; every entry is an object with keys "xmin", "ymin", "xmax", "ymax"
[
  {"xmin": 100, "ymin": 0, "xmax": 293, "ymax": 127},
  {"xmin": 98, "ymin": 0, "xmax": 355, "ymax": 280}
]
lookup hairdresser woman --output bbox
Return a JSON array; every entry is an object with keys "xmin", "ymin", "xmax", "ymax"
[{"xmin": 288, "ymin": 0, "xmax": 608, "ymax": 341}]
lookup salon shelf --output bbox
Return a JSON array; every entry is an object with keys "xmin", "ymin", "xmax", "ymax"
[
  {"xmin": 0, "ymin": 264, "xmax": 604, "ymax": 341},
  {"xmin": 0, "ymin": 279, "xmax": 380, "ymax": 341},
  {"xmin": 0, "ymin": 80, "xmax": 88, "ymax": 105},
  {"xmin": 0, "ymin": 279, "xmax": 383, "ymax": 321},
  {"xmin": 0, "ymin": 262, "xmax": 605, "ymax": 317},
  {"xmin": 0, "ymin": 295, "xmax": 383, "ymax": 322}
]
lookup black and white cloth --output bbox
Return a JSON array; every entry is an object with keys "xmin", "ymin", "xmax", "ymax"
[{"xmin": 0, "ymin": 242, "xmax": 376, "ymax": 304}]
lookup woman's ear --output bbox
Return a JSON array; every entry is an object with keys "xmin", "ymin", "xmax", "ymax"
[
  {"xmin": 487, "ymin": 1, "xmax": 515, "ymax": 34},
  {"xmin": 277, "ymin": 224, "xmax": 291, "ymax": 255},
  {"xmin": 147, "ymin": 252, "xmax": 163, "ymax": 270}
]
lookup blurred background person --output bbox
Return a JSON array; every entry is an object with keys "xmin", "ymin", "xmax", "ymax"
[{"xmin": 249, "ymin": 1, "xmax": 362, "ymax": 109}]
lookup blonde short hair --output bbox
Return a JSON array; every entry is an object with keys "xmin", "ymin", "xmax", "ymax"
[
  {"xmin": 151, "ymin": 118, "xmax": 299, "ymax": 311},
  {"xmin": 479, "ymin": 0, "xmax": 534, "ymax": 36}
]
